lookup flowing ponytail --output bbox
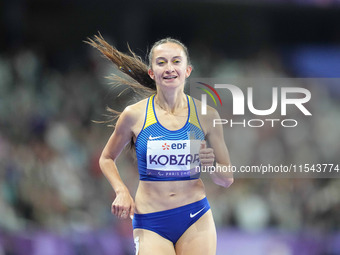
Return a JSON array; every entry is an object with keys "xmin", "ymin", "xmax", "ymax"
[
  {"xmin": 86, "ymin": 33, "xmax": 191, "ymax": 125},
  {"xmin": 85, "ymin": 33, "xmax": 156, "ymax": 125},
  {"xmin": 86, "ymin": 33, "xmax": 156, "ymax": 94}
]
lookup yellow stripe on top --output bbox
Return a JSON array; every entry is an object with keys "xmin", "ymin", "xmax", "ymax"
[
  {"xmin": 144, "ymin": 95, "xmax": 202, "ymax": 130},
  {"xmin": 143, "ymin": 94, "xmax": 157, "ymax": 129},
  {"xmin": 188, "ymin": 96, "xmax": 202, "ymax": 130}
]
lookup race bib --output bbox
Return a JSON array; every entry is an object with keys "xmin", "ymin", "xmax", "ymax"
[{"xmin": 146, "ymin": 140, "xmax": 201, "ymax": 173}]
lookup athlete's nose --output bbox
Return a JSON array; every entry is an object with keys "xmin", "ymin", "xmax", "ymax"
[{"xmin": 165, "ymin": 62, "xmax": 175, "ymax": 73}]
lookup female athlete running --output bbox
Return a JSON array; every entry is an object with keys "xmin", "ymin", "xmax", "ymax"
[{"xmin": 87, "ymin": 35, "xmax": 233, "ymax": 255}]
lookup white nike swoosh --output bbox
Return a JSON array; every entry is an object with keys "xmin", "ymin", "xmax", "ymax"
[
  {"xmin": 148, "ymin": 135, "xmax": 164, "ymax": 140},
  {"xmin": 190, "ymin": 207, "xmax": 206, "ymax": 218}
]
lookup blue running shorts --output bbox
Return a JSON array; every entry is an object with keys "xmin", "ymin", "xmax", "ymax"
[{"xmin": 132, "ymin": 197, "xmax": 210, "ymax": 244}]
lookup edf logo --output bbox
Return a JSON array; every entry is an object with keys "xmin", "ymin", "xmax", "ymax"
[
  {"xmin": 162, "ymin": 142, "xmax": 187, "ymax": 150},
  {"xmin": 171, "ymin": 143, "xmax": 187, "ymax": 150}
]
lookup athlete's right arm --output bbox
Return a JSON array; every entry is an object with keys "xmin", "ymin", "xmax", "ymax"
[{"xmin": 99, "ymin": 106, "xmax": 137, "ymax": 220}]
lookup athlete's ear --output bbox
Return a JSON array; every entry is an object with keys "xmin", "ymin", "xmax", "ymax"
[
  {"xmin": 148, "ymin": 68, "xmax": 155, "ymax": 80},
  {"xmin": 185, "ymin": 65, "xmax": 193, "ymax": 78}
]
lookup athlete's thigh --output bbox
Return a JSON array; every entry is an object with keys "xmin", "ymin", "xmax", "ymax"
[
  {"xmin": 175, "ymin": 209, "xmax": 217, "ymax": 255},
  {"xmin": 133, "ymin": 228, "xmax": 176, "ymax": 255}
]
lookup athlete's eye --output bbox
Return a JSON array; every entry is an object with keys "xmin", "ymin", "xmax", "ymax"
[
  {"xmin": 173, "ymin": 59, "xmax": 181, "ymax": 64},
  {"xmin": 157, "ymin": 61, "xmax": 165, "ymax": 65}
]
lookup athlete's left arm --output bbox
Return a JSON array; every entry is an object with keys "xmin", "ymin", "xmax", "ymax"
[{"xmin": 200, "ymin": 106, "xmax": 234, "ymax": 188}]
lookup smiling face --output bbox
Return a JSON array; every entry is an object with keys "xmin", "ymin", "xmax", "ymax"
[{"xmin": 148, "ymin": 42, "xmax": 192, "ymax": 91}]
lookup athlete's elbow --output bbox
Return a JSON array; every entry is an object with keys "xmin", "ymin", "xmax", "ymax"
[
  {"xmin": 223, "ymin": 177, "xmax": 234, "ymax": 188},
  {"xmin": 217, "ymin": 177, "xmax": 234, "ymax": 188},
  {"xmin": 212, "ymin": 175, "xmax": 234, "ymax": 188},
  {"xmin": 98, "ymin": 156, "xmax": 107, "ymax": 172},
  {"xmin": 99, "ymin": 152, "xmax": 114, "ymax": 171}
]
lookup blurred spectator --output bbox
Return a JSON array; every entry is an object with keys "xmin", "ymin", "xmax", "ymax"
[{"xmin": 1, "ymin": 6, "xmax": 340, "ymax": 253}]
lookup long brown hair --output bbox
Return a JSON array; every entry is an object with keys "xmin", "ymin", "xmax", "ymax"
[{"xmin": 86, "ymin": 33, "xmax": 191, "ymax": 124}]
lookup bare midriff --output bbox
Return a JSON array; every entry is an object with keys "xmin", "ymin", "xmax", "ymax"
[{"xmin": 134, "ymin": 179, "xmax": 206, "ymax": 214}]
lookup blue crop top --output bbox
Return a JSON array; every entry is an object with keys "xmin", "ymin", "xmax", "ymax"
[{"xmin": 135, "ymin": 94, "xmax": 205, "ymax": 181}]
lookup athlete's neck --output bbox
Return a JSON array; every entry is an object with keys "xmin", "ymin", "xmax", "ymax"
[{"xmin": 155, "ymin": 90, "xmax": 187, "ymax": 114}]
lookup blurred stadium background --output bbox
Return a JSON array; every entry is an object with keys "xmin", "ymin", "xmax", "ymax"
[{"xmin": 1, "ymin": 0, "xmax": 340, "ymax": 254}]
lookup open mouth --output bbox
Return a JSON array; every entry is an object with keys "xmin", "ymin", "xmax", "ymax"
[{"xmin": 163, "ymin": 75, "xmax": 177, "ymax": 80}]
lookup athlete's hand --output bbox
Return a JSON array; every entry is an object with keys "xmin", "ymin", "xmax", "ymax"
[
  {"xmin": 199, "ymin": 141, "xmax": 215, "ymax": 167},
  {"xmin": 111, "ymin": 190, "xmax": 135, "ymax": 220}
]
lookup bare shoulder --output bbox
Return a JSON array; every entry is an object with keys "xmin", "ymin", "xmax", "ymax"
[
  {"xmin": 117, "ymin": 97, "xmax": 149, "ymax": 137},
  {"xmin": 119, "ymin": 98, "xmax": 148, "ymax": 122}
]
